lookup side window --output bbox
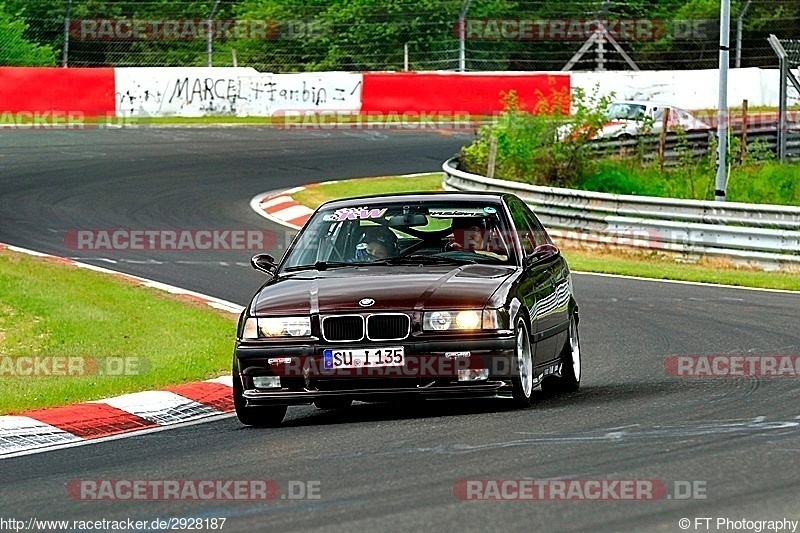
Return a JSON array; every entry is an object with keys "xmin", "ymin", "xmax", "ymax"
[
  {"xmin": 506, "ymin": 197, "xmax": 538, "ymax": 255},
  {"xmin": 523, "ymin": 209, "xmax": 551, "ymax": 248}
]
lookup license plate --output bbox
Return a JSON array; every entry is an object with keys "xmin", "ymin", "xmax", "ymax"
[{"xmin": 323, "ymin": 347, "xmax": 404, "ymax": 370}]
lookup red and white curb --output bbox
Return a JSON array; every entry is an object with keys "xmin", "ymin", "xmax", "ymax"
[
  {"xmin": 0, "ymin": 242, "xmax": 243, "ymax": 458},
  {"xmin": 250, "ymin": 174, "xmax": 437, "ymax": 229},
  {"xmin": 251, "ymin": 187, "xmax": 314, "ymax": 230}
]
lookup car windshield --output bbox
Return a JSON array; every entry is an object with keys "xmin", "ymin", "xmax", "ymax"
[
  {"xmin": 281, "ymin": 200, "xmax": 516, "ymax": 271},
  {"xmin": 606, "ymin": 103, "xmax": 647, "ymax": 121}
]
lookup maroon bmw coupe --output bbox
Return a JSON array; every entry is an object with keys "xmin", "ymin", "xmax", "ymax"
[{"xmin": 233, "ymin": 192, "xmax": 581, "ymax": 426}]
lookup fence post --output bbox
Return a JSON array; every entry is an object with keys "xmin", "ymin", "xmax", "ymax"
[
  {"xmin": 658, "ymin": 108, "xmax": 669, "ymax": 172},
  {"xmin": 62, "ymin": 0, "xmax": 72, "ymax": 68},
  {"xmin": 207, "ymin": 0, "xmax": 222, "ymax": 67},
  {"xmin": 740, "ymin": 99, "xmax": 748, "ymax": 164},
  {"xmin": 487, "ymin": 136, "xmax": 498, "ymax": 179}
]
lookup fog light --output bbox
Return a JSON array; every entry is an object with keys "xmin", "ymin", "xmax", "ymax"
[
  {"xmin": 457, "ymin": 369, "xmax": 490, "ymax": 382},
  {"xmin": 252, "ymin": 376, "xmax": 281, "ymax": 388}
]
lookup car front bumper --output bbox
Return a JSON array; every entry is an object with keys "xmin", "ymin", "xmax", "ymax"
[{"xmin": 235, "ymin": 335, "xmax": 516, "ymax": 406}]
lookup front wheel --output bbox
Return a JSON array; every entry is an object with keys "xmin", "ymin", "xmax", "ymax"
[
  {"xmin": 542, "ymin": 314, "xmax": 581, "ymax": 394},
  {"xmin": 232, "ymin": 358, "xmax": 287, "ymax": 427},
  {"xmin": 511, "ymin": 318, "xmax": 534, "ymax": 407}
]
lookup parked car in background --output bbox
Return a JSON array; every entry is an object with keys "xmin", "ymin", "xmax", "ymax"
[{"xmin": 598, "ymin": 100, "xmax": 712, "ymax": 138}]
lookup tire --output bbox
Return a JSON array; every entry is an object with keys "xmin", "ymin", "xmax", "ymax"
[
  {"xmin": 314, "ymin": 398, "xmax": 353, "ymax": 410},
  {"xmin": 232, "ymin": 358, "xmax": 287, "ymax": 427},
  {"xmin": 511, "ymin": 317, "xmax": 534, "ymax": 407},
  {"xmin": 542, "ymin": 313, "xmax": 581, "ymax": 394}
]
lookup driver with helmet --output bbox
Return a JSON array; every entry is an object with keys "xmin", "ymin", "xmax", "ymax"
[{"xmin": 353, "ymin": 225, "xmax": 398, "ymax": 262}]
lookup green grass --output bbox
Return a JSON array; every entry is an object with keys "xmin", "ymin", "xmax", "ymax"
[
  {"xmin": 0, "ymin": 249, "xmax": 237, "ymax": 414},
  {"xmin": 565, "ymin": 249, "xmax": 800, "ymax": 291},
  {"xmin": 578, "ymin": 159, "xmax": 800, "ymax": 205},
  {"xmin": 91, "ymin": 114, "xmax": 491, "ymax": 128},
  {"xmin": 293, "ymin": 173, "xmax": 444, "ymax": 209},
  {"xmin": 289, "ymin": 174, "xmax": 800, "ymax": 292}
]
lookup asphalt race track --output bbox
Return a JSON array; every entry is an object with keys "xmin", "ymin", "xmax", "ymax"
[{"xmin": 1, "ymin": 128, "xmax": 799, "ymax": 532}]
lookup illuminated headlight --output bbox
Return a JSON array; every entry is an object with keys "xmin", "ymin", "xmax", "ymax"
[
  {"xmin": 423, "ymin": 309, "xmax": 506, "ymax": 331},
  {"xmin": 242, "ymin": 317, "xmax": 311, "ymax": 339},
  {"xmin": 423, "ymin": 310, "xmax": 481, "ymax": 331}
]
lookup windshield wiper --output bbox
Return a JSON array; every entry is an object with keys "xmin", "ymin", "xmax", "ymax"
[
  {"xmin": 374, "ymin": 254, "xmax": 476, "ymax": 266},
  {"xmin": 283, "ymin": 261, "xmax": 354, "ymax": 272}
]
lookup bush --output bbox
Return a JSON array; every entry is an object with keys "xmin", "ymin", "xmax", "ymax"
[
  {"xmin": 460, "ymin": 87, "xmax": 611, "ymax": 187},
  {"xmin": 460, "ymin": 91, "xmax": 799, "ymax": 206}
]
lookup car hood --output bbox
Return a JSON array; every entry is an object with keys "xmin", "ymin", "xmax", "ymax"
[{"xmin": 251, "ymin": 264, "xmax": 516, "ymax": 315}]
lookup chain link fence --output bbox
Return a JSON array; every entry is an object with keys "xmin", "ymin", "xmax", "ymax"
[{"xmin": 1, "ymin": 0, "xmax": 798, "ymax": 71}]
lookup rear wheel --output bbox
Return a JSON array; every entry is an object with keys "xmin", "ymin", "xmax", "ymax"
[
  {"xmin": 511, "ymin": 318, "xmax": 534, "ymax": 407},
  {"xmin": 542, "ymin": 313, "xmax": 581, "ymax": 394},
  {"xmin": 232, "ymin": 358, "xmax": 287, "ymax": 427}
]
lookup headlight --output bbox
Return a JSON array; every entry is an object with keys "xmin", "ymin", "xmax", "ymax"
[
  {"xmin": 423, "ymin": 309, "xmax": 507, "ymax": 331},
  {"xmin": 242, "ymin": 317, "xmax": 311, "ymax": 339},
  {"xmin": 423, "ymin": 310, "xmax": 482, "ymax": 331}
]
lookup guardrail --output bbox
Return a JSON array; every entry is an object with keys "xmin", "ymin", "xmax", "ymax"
[
  {"xmin": 590, "ymin": 126, "xmax": 800, "ymax": 164},
  {"xmin": 442, "ymin": 157, "xmax": 800, "ymax": 266}
]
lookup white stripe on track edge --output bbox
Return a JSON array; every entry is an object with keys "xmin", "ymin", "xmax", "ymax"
[
  {"xmin": 0, "ymin": 413, "xmax": 237, "ymax": 460},
  {"xmin": 572, "ymin": 270, "xmax": 800, "ymax": 295}
]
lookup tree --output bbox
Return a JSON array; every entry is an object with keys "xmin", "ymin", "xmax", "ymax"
[{"xmin": 0, "ymin": 3, "xmax": 56, "ymax": 66}]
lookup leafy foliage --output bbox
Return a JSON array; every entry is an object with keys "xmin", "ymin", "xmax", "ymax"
[
  {"xmin": 0, "ymin": 2, "xmax": 56, "ymax": 66},
  {"xmin": 460, "ymin": 87, "xmax": 611, "ymax": 186}
]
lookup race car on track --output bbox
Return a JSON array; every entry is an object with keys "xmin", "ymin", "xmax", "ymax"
[{"xmin": 233, "ymin": 192, "xmax": 581, "ymax": 426}]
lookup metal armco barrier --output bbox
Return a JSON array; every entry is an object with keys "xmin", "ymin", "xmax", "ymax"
[
  {"xmin": 589, "ymin": 127, "xmax": 800, "ymax": 165},
  {"xmin": 442, "ymin": 157, "xmax": 800, "ymax": 266}
]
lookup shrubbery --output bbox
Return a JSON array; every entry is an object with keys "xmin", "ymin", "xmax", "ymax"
[
  {"xmin": 460, "ymin": 88, "xmax": 611, "ymax": 187},
  {"xmin": 460, "ymin": 90, "xmax": 797, "ymax": 205}
]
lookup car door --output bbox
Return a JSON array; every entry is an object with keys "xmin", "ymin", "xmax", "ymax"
[
  {"xmin": 521, "ymin": 206, "xmax": 571, "ymax": 364},
  {"xmin": 506, "ymin": 197, "xmax": 558, "ymax": 368}
]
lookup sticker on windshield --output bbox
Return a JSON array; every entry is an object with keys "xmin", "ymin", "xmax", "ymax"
[
  {"xmin": 429, "ymin": 209, "xmax": 486, "ymax": 217},
  {"xmin": 323, "ymin": 207, "xmax": 388, "ymax": 222},
  {"xmin": 483, "ymin": 207, "xmax": 497, "ymax": 214}
]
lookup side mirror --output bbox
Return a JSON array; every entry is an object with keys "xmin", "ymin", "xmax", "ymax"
[
  {"xmin": 526, "ymin": 243, "xmax": 560, "ymax": 266},
  {"xmin": 251, "ymin": 253, "xmax": 277, "ymax": 275}
]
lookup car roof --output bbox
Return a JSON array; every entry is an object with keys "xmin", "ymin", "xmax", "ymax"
[
  {"xmin": 612, "ymin": 100, "xmax": 686, "ymax": 109},
  {"xmin": 318, "ymin": 191, "xmax": 508, "ymax": 211}
]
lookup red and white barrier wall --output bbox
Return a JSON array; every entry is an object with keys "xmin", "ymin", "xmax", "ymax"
[{"xmin": 0, "ymin": 66, "xmax": 793, "ymax": 119}]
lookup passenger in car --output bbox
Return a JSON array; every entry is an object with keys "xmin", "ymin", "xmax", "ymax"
[{"xmin": 447, "ymin": 217, "xmax": 507, "ymax": 260}]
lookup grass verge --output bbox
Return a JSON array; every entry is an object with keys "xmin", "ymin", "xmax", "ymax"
[
  {"xmin": 0, "ymin": 249, "xmax": 236, "ymax": 414},
  {"xmin": 290, "ymin": 174, "xmax": 800, "ymax": 292}
]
